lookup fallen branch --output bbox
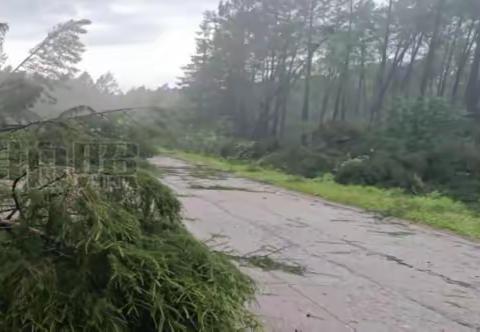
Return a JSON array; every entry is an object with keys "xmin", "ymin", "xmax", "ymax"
[
  {"xmin": 7, "ymin": 172, "xmax": 26, "ymax": 220},
  {"xmin": 0, "ymin": 106, "xmax": 159, "ymax": 134}
]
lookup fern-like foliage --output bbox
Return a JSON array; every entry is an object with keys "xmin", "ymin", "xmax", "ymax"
[
  {"xmin": 0, "ymin": 121, "xmax": 258, "ymax": 331},
  {"xmin": 0, "ymin": 17, "xmax": 258, "ymax": 331}
]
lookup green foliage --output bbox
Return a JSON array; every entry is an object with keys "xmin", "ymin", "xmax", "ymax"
[
  {"xmin": 0, "ymin": 122, "xmax": 257, "ymax": 331},
  {"xmin": 312, "ymin": 121, "xmax": 373, "ymax": 157},
  {"xmin": 335, "ymin": 154, "xmax": 426, "ymax": 194},
  {"xmin": 175, "ymin": 98, "xmax": 480, "ymax": 204},
  {"xmin": 229, "ymin": 254, "xmax": 306, "ymax": 276},
  {"xmin": 324, "ymin": 98, "xmax": 480, "ymax": 201},
  {"xmin": 0, "ymin": 17, "xmax": 257, "ymax": 332},
  {"xmin": 259, "ymin": 147, "xmax": 333, "ymax": 178},
  {"xmin": 174, "ymin": 0, "xmax": 480, "ymax": 233},
  {"xmin": 385, "ymin": 98, "xmax": 462, "ymax": 152},
  {"xmin": 176, "ymin": 129, "xmax": 277, "ymax": 161},
  {"xmin": 0, "ymin": 19, "xmax": 91, "ymax": 123},
  {"xmin": 170, "ymin": 150, "xmax": 480, "ymax": 239}
]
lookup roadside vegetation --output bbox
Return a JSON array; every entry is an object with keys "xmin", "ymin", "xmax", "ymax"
[
  {"xmin": 0, "ymin": 20, "xmax": 257, "ymax": 331},
  {"xmin": 166, "ymin": 150, "xmax": 480, "ymax": 239},
  {"xmin": 166, "ymin": 0, "xmax": 480, "ymax": 239}
]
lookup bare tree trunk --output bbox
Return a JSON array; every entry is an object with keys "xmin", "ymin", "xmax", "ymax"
[
  {"xmin": 333, "ymin": 0, "xmax": 354, "ymax": 122},
  {"xmin": 318, "ymin": 70, "xmax": 334, "ymax": 125},
  {"xmin": 279, "ymin": 84, "xmax": 290, "ymax": 139},
  {"xmin": 301, "ymin": 0, "xmax": 317, "ymax": 146},
  {"xmin": 420, "ymin": 0, "xmax": 445, "ymax": 97},
  {"xmin": 369, "ymin": 0, "xmax": 393, "ymax": 122},
  {"xmin": 278, "ymin": 40, "xmax": 301, "ymax": 139},
  {"xmin": 376, "ymin": 0, "xmax": 393, "ymax": 92},
  {"xmin": 340, "ymin": 93, "xmax": 348, "ymax": 121},
  {"xmin": 451, "ymin": 21, "xmax": 476, "ymax": 103},
  {"xmin": 355, "ymin": 44, "xmax": 367, "ymax": 116},
  {"xmin": 438, "ymin": 17, "xmax": 463, "ymax": 97},
  {"xmin": 370, "ymin": 40, "xmax": 411, "ymax": 125},
  {"xmin": 401, "ymin": 34, "xmax": 424, "ymax": 95},
  {"xmin": 435, "ymin": 23, "xmax": 454, "ymax": 95},
  {"xmin": 320, "ymin": 88, "xmax": 332, "ymax": 124},
  {"xmin": 466, "ymin": 21, "xmax": 480, "ymax": 116}
]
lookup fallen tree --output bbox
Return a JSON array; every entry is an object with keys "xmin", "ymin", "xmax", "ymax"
[{"xmin": 0, "ymin": 19, "xmax": 258, "ymax": 332}]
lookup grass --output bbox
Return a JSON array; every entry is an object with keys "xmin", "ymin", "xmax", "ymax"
[{"xmin": 164, "ymin": 149, "xmax": 480, "ymax": 239}]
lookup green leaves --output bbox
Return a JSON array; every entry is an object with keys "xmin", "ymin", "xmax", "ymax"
[
  {"xmin": 0, "ymin": 129, "xmax": 256, "ymax": 331},
  {"xmin": 0, "ymin": 19, "xmax": 91, "ymax": 123},
  {"xmin": 20, "ymin": 19, "xmax": 91, "ymax": 81}
]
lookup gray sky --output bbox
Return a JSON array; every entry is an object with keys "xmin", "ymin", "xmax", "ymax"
[{"xmin": 1, "ymin": 0, "xmax": 218, "ymax": 90}]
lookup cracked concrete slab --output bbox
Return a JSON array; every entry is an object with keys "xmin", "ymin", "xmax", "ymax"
[{"xmin": 150, "ymin": 156, "xmax": 480, "ymax": 332}]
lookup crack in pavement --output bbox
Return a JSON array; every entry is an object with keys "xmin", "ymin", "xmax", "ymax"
[
  {"xmin": 202, "ymin": 193, "xmax": 480, "ymax": 330},
  {"xmin": 199, "ymin": 195, "xmax": 477, "ymax": 329},
  {"xmin": 342, "ymin": 239, "xmax": 477, "ymax": 292},
  {"xmin": 325, "ymin": 259, "xmax": 478, "ymax": 329},
  {"xmin": 152, "ymin": 157, "xmax": 480, "ymax": 331}
]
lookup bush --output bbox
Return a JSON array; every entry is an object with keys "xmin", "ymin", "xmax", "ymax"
[
  {"xmin": 312, "ymin": 121, "xmax": 373, "ymax": 157},
  {"xmin": 259, "ymin": 146, "xmax": 334, "ymax": 178},
  {"xmin": 335, "ymin": 153, "xmax": 426, "ymax": 194},
  {"xmin": 176, "ymin": 97, "xmax": 480, "ymax": 203}
]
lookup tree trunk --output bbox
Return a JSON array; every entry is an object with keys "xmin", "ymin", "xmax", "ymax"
[
  {"xmin": 451, "ymin": 21, "xmax": 476, "ymax": 103},
  {"xmin": 333, "ymin": 0, "xmax": 354, "ymax": 122},
  {"xmin": 301, "ymin": 0, "xmax": 317, "ymax": 146},
  {"xmin": 402, "ymin": 33, "xmax": 424, "ymax": 95},
  {"xmin": 369, "ymin": 0, "xmax": 393, "ymax": 122},
  {"xmin": 370, "ymin": 40, "xmax": 411, "ymax": 125},
  {"xmin": 466, "ymin": 21, "xmax": 480, "ymax": 116},
  {"xmin": 279, "ymin": 84, "xmax": 290, "ymax": 139},
  {"xmin": 320, "ymin": 87, "xmax": 332, "ymax": 125},
  {"xmin": 438, "ymin": 17, "xmax": 462, "ymax": 97},
  {"xmin": 355, "ymin": 44, "xmax": 367, "ymax": 116},
  {"xmin": 376, "ymin": 0, "xmax": 393, "ymax": 92},
  {"xmin": 419, "ymin": 0, "xmax": 445, "ymax": 97}
]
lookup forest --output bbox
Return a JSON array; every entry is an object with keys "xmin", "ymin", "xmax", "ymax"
[
  {"xmin": 179, "ymin": 0, "xmax": 480, "ymax": 204},
  {"xmin": 1, "ymin": 0, "xmax": 480, "ymax": 330}
]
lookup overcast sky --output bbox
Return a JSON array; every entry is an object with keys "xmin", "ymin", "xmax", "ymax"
[{"xmin": 1, "ymin": 0, "xmax": 218, "ymax": 90}]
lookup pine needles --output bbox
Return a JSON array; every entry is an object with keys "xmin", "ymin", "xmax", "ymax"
[{"xmin": 0, "ymin": 123, "xmax": 258, "ymax": 331}]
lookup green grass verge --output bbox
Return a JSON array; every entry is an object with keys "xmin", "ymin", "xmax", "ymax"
[{"xmin": 163, "ymin": 150, "xmax": 480, "ymax": 239}]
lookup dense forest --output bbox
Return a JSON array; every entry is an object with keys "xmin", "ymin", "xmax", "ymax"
[
  {"xmin": 183, "ymin": 0, "xmax": 480, "ymax": 134},
  {"xmin": 178, "ymin": 0, "xmax": 480, "ymax": 203}
]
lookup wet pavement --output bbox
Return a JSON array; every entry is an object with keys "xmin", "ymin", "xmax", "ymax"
[{"xmin": 150, "ymin": 156, "xmax": 480, "ymax": 332}]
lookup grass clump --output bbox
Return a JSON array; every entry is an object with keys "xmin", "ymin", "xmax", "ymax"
[{"xmin": 167, "ymin": 150, "xmax": 480, "ymax": 239}]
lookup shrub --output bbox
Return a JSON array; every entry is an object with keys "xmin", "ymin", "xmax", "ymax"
[
  {"xmin": 259, "ymin": 146, "xmax": 334, "ymax": 178},
  {"xmin": 335, "ymin": 153, "xmax": 426, "ymax": 194}
]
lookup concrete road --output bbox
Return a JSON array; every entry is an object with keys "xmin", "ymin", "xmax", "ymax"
[{"xmin": 151, "ymin": 156, "xmax": 480, "ymax": 332}]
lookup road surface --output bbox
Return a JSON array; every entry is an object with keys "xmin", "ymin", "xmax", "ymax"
[{"xmin": 151, "ymin": 156, "xmax": 480, "ymax": 332}]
